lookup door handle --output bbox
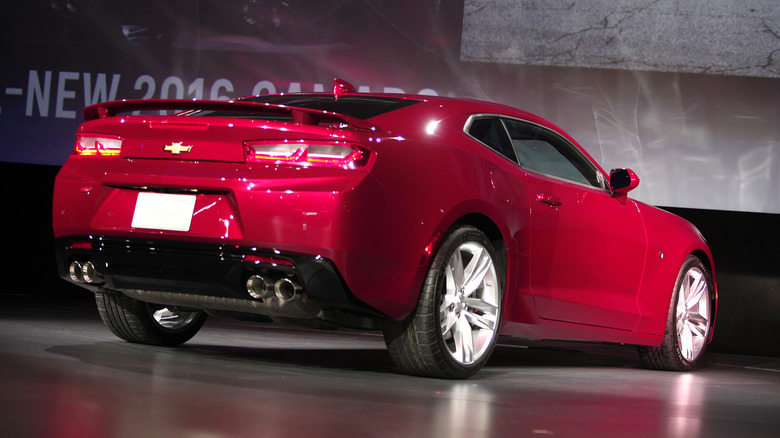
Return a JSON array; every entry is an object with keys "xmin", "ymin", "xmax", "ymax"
[{"xmin": 536, "ymin": 193, "xmax": 562, "ymax": 208}]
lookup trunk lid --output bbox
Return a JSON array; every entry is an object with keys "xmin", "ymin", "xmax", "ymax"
[{"xmin": 79, "ymin": 115, "xmax": 337, "ymax": 163}]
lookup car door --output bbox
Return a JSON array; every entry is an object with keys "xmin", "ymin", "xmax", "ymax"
[{"xmin": 502, "ymin": 118, "xmax": 647, "ymax": 330}]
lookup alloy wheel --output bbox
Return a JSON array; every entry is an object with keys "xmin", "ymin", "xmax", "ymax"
[{"xmin": 439, "ymin": 241, "xmax": 501, "ymax": 365}]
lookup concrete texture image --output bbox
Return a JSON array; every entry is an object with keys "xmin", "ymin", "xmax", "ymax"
[
  {"xmin": 457, "ymin": 0, "xmax": 780, "ymax": 214},
  {"xmin": 461, "ymin": 0, "xmax": 780, "ymax": 78}
]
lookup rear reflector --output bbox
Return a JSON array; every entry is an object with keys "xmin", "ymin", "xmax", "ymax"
[
  {"xmin": 243, "ymin": 254, "xmax": 294, "ymax": 267},
  {"xmin": 73, "ymin": 134, "xmax": 123, "ymax": 157},
  {"xmin": 244, "ymin": 141, "xmax": 367, "ymax": 169}
]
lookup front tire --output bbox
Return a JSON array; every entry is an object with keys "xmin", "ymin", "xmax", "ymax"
[
  {"xmin": 638, "ymin": 255, "xmax": 714, "ymax": 371},
  {"xmin": 383, "ymin": 225, "xmax": 504, "ymax": 379},
  {"xmin": 95, "ymin": 290, "xmax": 207, "ymax": 346}
]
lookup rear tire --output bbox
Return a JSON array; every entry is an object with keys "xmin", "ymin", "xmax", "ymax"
[
  {"xmin": 95, "ymin": 290, "xmax": 206, "ymax": 346},
  {"xmin": 383, "ymin": 225, "xmax": 504, "ymax": 379},
  {"xmin": 638, "ymin": 255, "xmax": 714, "ymax": 371}
]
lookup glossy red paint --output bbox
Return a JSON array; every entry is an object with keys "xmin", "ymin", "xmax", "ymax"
[{"xmin": 53, "ymin": 83, "xmax": 716, "ymax": 353}]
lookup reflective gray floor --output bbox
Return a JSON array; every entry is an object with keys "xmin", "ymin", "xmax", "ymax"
[{"xmin": 2, "ymin": 294, "xmax": 779, "ymax": 438}]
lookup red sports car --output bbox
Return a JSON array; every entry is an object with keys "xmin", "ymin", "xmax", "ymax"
[{"xmin": 53, "ymin": 79, "xmax": 716, "ymax": 378}]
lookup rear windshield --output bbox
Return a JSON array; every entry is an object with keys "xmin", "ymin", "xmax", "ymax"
[{"xmin": 194, "ymin": 95, "xmax": 420, "ymax": 120}]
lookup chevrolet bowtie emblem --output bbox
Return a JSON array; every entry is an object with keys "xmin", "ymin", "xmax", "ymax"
[{"xmin": 163, "ymin": 141, "xmax": 193, "ymax": 155}]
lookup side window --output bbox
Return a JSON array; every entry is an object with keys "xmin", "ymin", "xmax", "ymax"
[
  {"xmin": 467, "ymin": 117, "xmax": 517, "ymax": 163},
  {"xmin": 502, "ymin": 118, "xmax": 602, "ymax": 188}
]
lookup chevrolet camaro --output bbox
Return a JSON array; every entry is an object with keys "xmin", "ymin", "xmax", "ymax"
[{"xmin": 53, "ymin": 79, "xmax": 716, "ymax": 378}]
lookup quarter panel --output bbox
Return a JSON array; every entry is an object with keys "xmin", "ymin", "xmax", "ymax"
[{"xmin": 335, "ymin": 129, "xmax": 523, "ymax": 319}]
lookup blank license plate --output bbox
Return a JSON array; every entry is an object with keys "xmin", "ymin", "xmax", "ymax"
[{"xmin": 131, "ymin": 192, "xmax": 196, "ymax": 232}]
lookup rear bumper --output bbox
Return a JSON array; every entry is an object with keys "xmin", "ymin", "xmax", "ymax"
[
  {"xmin": 55, "ymin": 235, "xmax": 387, "ymax": 327},
  {"xmin": 54, "ymin": 156, "xmax": 436, "ymax": 321}
]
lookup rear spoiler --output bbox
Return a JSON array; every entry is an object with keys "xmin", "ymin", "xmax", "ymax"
[{"xmin": 83, "ymin": 99, "xmax": 377, "ymax": 131}]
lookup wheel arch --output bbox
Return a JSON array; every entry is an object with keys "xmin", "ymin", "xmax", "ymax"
[
  {"xmin": 690, "ymin": 248, "xmax": 715, "ymax": 282},
  {"xmin": 689, "ymin": 248, "xmax": 718, "ymax": 342},
  {"xmin": 382, "ymin": 217, "xmax": 508, "ymax": 378},
  {"xmin": 451, "ymin": 212, "xmax": 506, "ymax": 255},
  {"xmin": 432, "ymin": 208, "xmax": 511, "ymax": 274},
  {"xmin": 436, "ymin": 211, "xmax": 512, "ymax": 310}
]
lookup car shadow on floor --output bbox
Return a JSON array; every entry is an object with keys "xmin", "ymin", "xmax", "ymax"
[{"xmin": 45, "ymin": 335, "xmax": 657, "ymax": 388}]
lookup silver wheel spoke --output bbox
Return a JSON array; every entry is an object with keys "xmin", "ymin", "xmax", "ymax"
[
  {"xmin": 462, "ymin": 247, "xmax": 492, "ymax": 296},
  {"xmin": 453, "ymin": 314, "xmax": 474, "ymax": 363},
  {"xmin": 448, "ymin": 250, "xmax": 465, "ymax": 289},
  {"xmin": 441, "ymin": 308, "xmax": 458, "ymax": 334},
  {"xmin": 465, "ymin": 308, "xmax": 496, "ymax": 331},
  {"xmin": 465, "ymin": 297, "xmax": 497, "ymax": 315},
  {"xmin": 440, "ymin": 293, "xmax": 456, "ymax": 311},
  {"xmin": 687, "ymin": 318, "xmax": 708, "ymax": 338},
  {"xmin": 685, "ymin": 271, "xmax": 706, "ymax": 307},
  {"xmin": 679, "ymin": 325, "xmax": 694, "ymax": 358},
  {"xmin": 688, "ymin": 313, "xmax": 709, "ymax": 334},
  {"xmin": 151, "ymin": 307, "xmax": 199, "ymax": 330}
]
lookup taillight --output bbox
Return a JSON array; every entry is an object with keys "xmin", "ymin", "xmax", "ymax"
[
  {"xmin": 243, "ymin": 141, "xmax": 368, "ymax": 169},
  {"xmin": 73, "ymin": 134, "xmax": 123, "ymax": 157}
]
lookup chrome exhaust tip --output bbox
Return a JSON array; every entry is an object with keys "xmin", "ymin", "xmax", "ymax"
[
  {"xmin": 69, "ymin": 261, "xmax": 84, "ymax": 282},
  {"xmin": 274, "ymin": 277, "xmax": 302, "ymax": 302},
  {"xmin": 246, "ymin": 275, "xmax": 275, "ymax": 299},
  {"xmin": 81, "ymin": 261, "xmax": 102, "ymax": 283}
]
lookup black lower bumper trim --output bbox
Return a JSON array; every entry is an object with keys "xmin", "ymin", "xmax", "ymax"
[{"xmin": 55, "ymin": 236, "xmax": 385, "ymax": 320}]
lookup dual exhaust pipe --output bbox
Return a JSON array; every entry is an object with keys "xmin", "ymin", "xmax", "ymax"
[
  {"xmin": 70, "ymin": 260, "xmax": 302, "ymax": 302},
  {"xmin": 246, "ymin": 275, "xmax": 302, "ymax": 302},
  {"xmin": 69, "ymin": 260, "xmax": 103, "ymax": 284}
]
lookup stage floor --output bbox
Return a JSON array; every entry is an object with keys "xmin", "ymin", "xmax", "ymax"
[{"xmin": 2, "ymin": 294, "xmax": 779, "ymax": 437}]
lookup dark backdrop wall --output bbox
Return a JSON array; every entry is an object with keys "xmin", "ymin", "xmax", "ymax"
[{"xmin": 1, "ymin": 1, "xmax": 778, "ymax": 356}]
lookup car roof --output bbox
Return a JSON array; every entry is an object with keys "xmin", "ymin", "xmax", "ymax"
[{"xmin": 242, "ymin": 91, "xmax": 558, "ymax": 129}]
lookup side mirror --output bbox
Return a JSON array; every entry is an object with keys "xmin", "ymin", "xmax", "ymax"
[{"xmin": 610, "ymin": 168, "xmax": 640, "ymax": 196}]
